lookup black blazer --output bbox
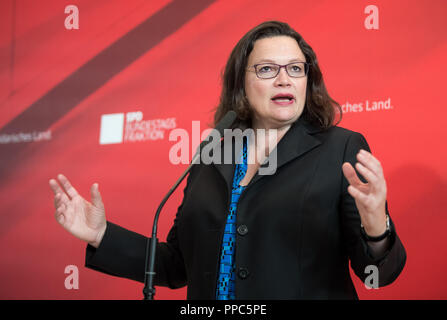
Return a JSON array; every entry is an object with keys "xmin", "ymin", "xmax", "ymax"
[{"xmin": 85, "ymin": 117, "xmax": 406, "ymax": 299}]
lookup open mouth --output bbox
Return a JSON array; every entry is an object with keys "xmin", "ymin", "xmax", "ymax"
[{"xmin": 271, "ymin": 93, "xmax": 295, "ymax": 104}]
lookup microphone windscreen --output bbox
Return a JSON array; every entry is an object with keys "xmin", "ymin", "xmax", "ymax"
[
  {"xmin": 214, "ymin": 111, "xmax": 237, "ymax": 136},
  {"xmin": 197, "ymin": 111, "xmax": 237, "ymax": 152}
]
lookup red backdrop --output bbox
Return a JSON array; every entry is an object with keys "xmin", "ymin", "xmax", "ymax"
[{"xmin": 0, "ymin": 0, "xmax": 446, "ymax": 299}]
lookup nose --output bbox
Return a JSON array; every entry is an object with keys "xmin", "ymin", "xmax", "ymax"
[{"xmin": 273, "ymin": 66, "xmax": 291, "ymax": 87}]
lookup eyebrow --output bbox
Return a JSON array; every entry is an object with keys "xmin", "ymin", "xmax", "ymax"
[{"xmin": 255, "ymin": 58, "xmax": 306, "ymax": 64}]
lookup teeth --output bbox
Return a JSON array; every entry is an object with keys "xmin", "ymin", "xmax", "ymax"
[
  {"xmin": 273, "ymin": 98, "xmax": 292, "ymax": 101},
  {"xmin": 273, "ymin": 96, "xmax": 292, "ymax": 99}
]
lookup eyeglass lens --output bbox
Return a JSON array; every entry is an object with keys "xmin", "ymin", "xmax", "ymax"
[{"xmin": 255, "ymin": 63, "xmax": 307, "ymax": 78}]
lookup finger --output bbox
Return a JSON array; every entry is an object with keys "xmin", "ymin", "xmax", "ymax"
[
  {"xmin": 54, "ymin": 193, "xmax": 69, "ymax": 209},
  {"xmin": 49, "ymin": 179, "xmax": 65, "ymax": 196},
  {"xmin": 347, "ymin": 185, "xmax": 370, "ymax": 205},
  {"xmin": 357, "ymin": 150, "xmax": 383, "ymax": 178},
  {"xmin": 56, "ymin": 202, "xmax": 66, "ymax": 214},
  {"xmin": 90, "ymin": 183, "xmax": 104, "ymax": 209},
  {"xmin": 342, "ymin": 162, "xmax": 365, "ymax": 188},
  {"xmin": 55, "ymin": 212, "xmax": 65, "ymax": 225},
  {"xmin": 57, "ymin": 174, "xmax": 79, "ymax": 199},
  {"xmin": 55, "ymin": 203, "xmax": 66, "ymax": 225},
  {"xmin": 355, "ymin": 162, "xmax": 379, "ymax": 186},
  {"xmin": 54, "ymin": 193, "xmax": 61, "ymax": 208}
]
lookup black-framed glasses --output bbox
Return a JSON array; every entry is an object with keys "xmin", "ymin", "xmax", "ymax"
[{"xmin": 250, "ymin": 62, "xmax": 309, "ymax": 79}]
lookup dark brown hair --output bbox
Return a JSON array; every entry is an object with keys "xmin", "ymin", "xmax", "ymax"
[{"xmin": 213, "ymin": 20, "xmax": 342, "ymax": 129}]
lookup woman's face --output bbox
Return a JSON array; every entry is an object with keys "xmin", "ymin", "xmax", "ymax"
[{"xmin": 244, "ymin": 36, "xmax": 307, "ymax": 130}]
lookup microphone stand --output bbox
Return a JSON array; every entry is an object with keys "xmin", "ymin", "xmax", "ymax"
[
  {"xmin": 142, "ymin": 149, "xmax": 201, "ymax": 300},
  {"xmin": 142, "ymin": 110, "xmax": 236, "ymax": 300}
]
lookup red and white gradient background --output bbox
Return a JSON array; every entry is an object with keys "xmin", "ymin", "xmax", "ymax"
[{"xmin": 0, "ymin": 0, "xmax": 446, "ymax": 300}]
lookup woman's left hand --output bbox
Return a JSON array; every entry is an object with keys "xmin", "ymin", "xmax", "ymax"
[{"xmin": 342, "ymin": 149, "xmax": 388, "ymax": 237}]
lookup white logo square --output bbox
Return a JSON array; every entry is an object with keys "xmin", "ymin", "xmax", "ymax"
[{"xmin": 99, "ymin": 113, "xmax": 124, "ymax": 145}]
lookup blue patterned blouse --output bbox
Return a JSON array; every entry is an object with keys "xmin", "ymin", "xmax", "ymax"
[{"xmin": 216, "ymin": 137, "xmax": 248, "ymax": 300}]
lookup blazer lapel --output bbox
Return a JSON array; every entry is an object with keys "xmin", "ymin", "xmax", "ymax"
[
  {"xmin": 211, "ymin": 136, "xmax": 237, "ymax": 198},
  {"xmin": 212, "ymin": 117, "xmax": 323, "ymax": 192},
  {"xmin": 249, "ymin": 117, "xmax": 322, "ymax": 185}
]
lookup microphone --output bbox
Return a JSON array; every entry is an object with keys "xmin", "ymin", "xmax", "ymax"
[
  {"xmin": 143, "ymin": 111, "xmax": 237, "ymax": 300},
  {"xmin": 191, "ymin": 110, "xmax": 237, "ymax": 165}
]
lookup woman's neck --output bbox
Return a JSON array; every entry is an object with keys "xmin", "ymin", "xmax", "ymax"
[
  {"xmin": 248, "ymin": 122, "xmax": 292, "ymax": 165},
  {"xmin": 252, "ymin": 121, "xmax": 292, "ymax": 143}
]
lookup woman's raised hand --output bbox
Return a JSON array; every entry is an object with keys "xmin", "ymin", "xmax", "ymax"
[
  {"xmin": 342, "ymin": 150, "xmax": 388, "ymax": 237},
  {"xmin": 49, "ymin": 174, "xmax": 107, "ymax": 248}
]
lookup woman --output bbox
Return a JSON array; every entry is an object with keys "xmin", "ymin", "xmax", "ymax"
[{"xmin": 49, "ymin": 21, "xmax": 406, "ymax": 299}]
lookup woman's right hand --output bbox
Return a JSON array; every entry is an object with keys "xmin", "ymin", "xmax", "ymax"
[{"xmin": 49, "ymin": 174, "xmax": 107, "ymax": 248}]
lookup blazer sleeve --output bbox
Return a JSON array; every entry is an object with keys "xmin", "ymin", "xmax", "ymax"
[
  {"xmin": 84, "ymin": 166, "xmax": 197, "ymax": 289},
  {"xmin": 339, "ymin": 132, "xmax": 407, "ymax": 287}
]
